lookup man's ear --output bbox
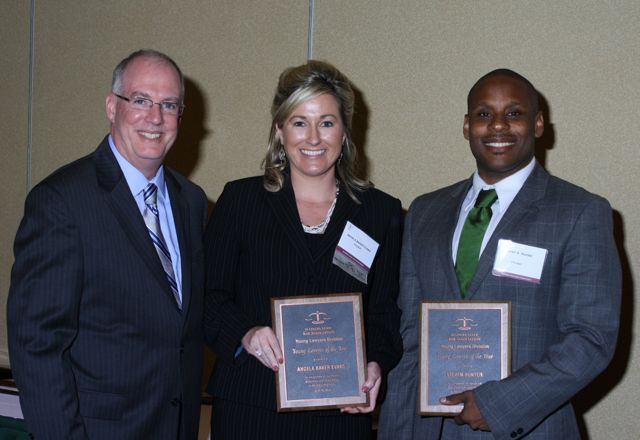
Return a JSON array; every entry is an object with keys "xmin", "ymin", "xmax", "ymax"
[
  {"xmin": 106, "ymin": 93, "xmax": 116, "ymax": 123},
  {"xmin": 534, "ymin": 111, "xmax": 544, "ymax": 138},
  {"xmin": 463, "ymin": 115, "xmax": 470, "ymax": 140}
]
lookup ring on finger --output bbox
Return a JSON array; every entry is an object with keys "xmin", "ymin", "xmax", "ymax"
[{"xmin": 256, "ymin": 350, "xmax": 263, "ymax": 357}]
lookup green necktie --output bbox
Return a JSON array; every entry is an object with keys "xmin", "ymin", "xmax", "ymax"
[{"xmin": 455, "ymin": 189, "xmax": 498, "ymax": 297}]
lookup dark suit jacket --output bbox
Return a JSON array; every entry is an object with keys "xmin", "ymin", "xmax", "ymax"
[
  {"xmin": 203, "ymin": 176, "xmax": 402, "ymax": 433},
  {"xmin": 7, "ymin": 136, "xmax": 208, "ymax": 439},
  {"xmin": 379, "ymin": 163, "xmax": 621, "ymax": 440}
]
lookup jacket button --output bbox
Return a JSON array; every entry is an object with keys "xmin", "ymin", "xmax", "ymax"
[
  {"xmin": 510, "ymin": 433, "xmax": 517, "ymax": 438},
  {"xmin": 170, "ymin": 397, "xmax": 181, "ymax": 406},
  {"xmin": 517, "ymin": 428, "xmax": 523, "ymax": 434}
]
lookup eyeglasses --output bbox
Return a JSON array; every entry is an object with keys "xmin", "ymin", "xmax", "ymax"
[{"xmin": 114, "ymin": 93, "xmax": 185, "ymax": 116}]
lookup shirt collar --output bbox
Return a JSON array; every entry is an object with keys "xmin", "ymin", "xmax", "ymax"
[
  {"xmin": 108, "ymin": 134, "xmax": 167, "ymax": 200},
  {"xmin": 463, "ymin": 158, "xmax": 536, "ymax": 213}
]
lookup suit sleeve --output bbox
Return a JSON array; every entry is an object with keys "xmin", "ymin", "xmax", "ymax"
[
  {"xmin": 377, "ymin": 202, "xmax": 422, "ymax": 440},
  {"xmin": 7, "ymin": 183, "xmax": 89, "ymax": 439},
  {"xmin": 473, "ymin": 196, "xmax": 622, "ymax": 439},
  {"xmin": 364, "ymin": 197, "xmax": 403, "ymax": 376},
  {"xmin": 203, "ymin": 183, "xmax": 257, "ymax": 363}
]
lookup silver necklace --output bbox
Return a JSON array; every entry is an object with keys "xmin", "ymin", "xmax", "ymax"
[{"xmin": 302, "ymin": 181, "xmax": 340, "ymax": 235}]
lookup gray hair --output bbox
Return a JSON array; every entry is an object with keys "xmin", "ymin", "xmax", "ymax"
[{"xmin": 111, "ymin": 49, "xmax": 184, "ymax": 101}]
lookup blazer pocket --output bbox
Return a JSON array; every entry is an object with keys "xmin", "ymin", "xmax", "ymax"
[{"xmin": 78, "ymin": 389, "xmax": 126, "ymax": 421}]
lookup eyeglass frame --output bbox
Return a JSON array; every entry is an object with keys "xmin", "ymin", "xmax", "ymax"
[{"xmin": 113, "ymin": 93, "xmax": 185, "ymax": 117}]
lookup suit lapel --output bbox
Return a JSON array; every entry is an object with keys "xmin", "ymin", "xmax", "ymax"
[
  {"xmin": 95, "ymin": 138, "xmax": 182, "ymax": 312},
  {"xmin": 314, "ymin": 186, "xmax": 360, "ymax": 260},
  {"xmin": 440, "ymin": 181, "xmax": 471, "ymax": 299},
  {"xmin": 265, "ymin": 178, "xmax": 313, "ymax": 263},
  {"xmin": 412, "ymin": 180, "xmax": 470, "ymax": 300},
  {"xmin": 444, "ymin": 182, "xmax": 471, "ymax": 297},
  {"xmin": 264, "ymin": 177, "xmax": 360, "ymax": 274},
  {"xmin": 166, "ymin": 170, "xmax": 192, "ymax": 317},
  {"xmin": 467, "ymin": 164, "xmax": 548, "ymax": 298}
]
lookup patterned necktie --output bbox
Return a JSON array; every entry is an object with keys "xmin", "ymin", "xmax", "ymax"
[
  {"xmin": 142, "ymin": 183, "xmax": 181, "ymax": 309},
  {"xmin": 455, "ymin": 189, "xmax": 498, "ymax": 298}
]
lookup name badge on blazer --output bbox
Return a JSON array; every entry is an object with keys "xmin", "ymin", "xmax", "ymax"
[
  {"xmin": 333, "ymin": 221, "xmax": 379, "ymax": 284},
  {"xmin": 492, "ymin": 239, "xmax": 548, "ymax": 283}
]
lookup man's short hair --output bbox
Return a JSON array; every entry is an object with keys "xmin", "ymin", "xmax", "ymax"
[
  {"xmin": 111, "ymin": 49, "xmax": 184, "ymax": 100},
  {"xmin": 467, "ymin": 68, "xmax": 539, "ymax": 113}
]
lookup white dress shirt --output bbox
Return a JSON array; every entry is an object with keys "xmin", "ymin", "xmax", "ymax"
[
  {"xmin": 452, "ymin": 158, "xmax": 536, "ymax": 264},
  {"xmin": 108, "ymin": 135, "xmax": 182, "ymax": 300}
]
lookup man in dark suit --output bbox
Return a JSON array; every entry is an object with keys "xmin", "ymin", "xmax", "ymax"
[
  {"xmin": 7, "ymin": 49, "xmax": 208, "ymax": 439},
  {"xmin": 378, "ymin": 69, "xmax": 621, "ymax": 439}
]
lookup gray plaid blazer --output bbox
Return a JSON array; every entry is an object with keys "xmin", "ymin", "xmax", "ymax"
[{"xmin": 378, "ymin": 163, "xmax": 620, "ymax": 440}]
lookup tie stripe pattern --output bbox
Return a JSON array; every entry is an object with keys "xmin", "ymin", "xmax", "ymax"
[
  {"xmin": 455, "ymin": 189, "xmax": 498, "ymax": 298},
  {"xmin": 143, "ymin": 183, "xmax": 181, "ymax": 309}
]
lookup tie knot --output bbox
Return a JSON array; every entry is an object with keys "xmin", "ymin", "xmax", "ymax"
[
  {"xmin": 474, "ymin": 189, "xmax": 498, "ymax": 209},
  {"xmin": 143, "ymin": 183, "xmax": 158, "ymax": 205}
]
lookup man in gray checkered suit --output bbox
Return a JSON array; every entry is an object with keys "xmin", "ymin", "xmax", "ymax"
[{"xmin": 378, "ymin": 69, "xmax": 621, "ymax": 439}]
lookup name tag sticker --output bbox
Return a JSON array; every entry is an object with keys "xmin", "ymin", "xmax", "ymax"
[
  {"xmin": 492, "ymin": 239, "xmax": 547, "ymax": 283},
  {"xmin": 333, "ymin": 221, "xmax": 379, "ymax": 284}
]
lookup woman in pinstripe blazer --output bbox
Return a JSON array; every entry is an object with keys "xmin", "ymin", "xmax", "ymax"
[{"xmin": 203, "ymin": 61, "xmax": 402, "ymax": 439}]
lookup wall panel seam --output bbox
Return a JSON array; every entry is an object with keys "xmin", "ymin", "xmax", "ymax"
[
  {"xmin": 27, "ymin": 0, "xmax": 36, "ymax": 191},
  {"xmin": 307, "ymin": 0, "xmax": 315, "ymax": 60}
]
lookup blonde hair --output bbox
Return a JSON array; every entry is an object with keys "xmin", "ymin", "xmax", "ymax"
[{"xmin": 262, "ymin": 60, "xmax": 370, "ymax": 202}]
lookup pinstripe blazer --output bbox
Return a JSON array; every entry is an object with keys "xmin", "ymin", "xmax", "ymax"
[
  {"xmin": 378, "ymin": 163, "xmax": 621, "ymax": 440},
  {"xmin": 203, "ymin": 176, "xmax": 403, "ymax": 415},
  {"xmin": 7, "ymin": 137, "xmax": 208, "ymax": 439}
]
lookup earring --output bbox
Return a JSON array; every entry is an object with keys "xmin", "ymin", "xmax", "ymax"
[
  {"xmin": 338, "ymin": 151, "xmax": 344, "ymax": 165},
  {"xmin": 278, "ymin": 147, "xmax": 286, "ymax": 166}
]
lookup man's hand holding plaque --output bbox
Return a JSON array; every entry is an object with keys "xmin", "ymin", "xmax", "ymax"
[{"xmin": 419, "ymin": 301, "xmax": 511, "ymax": 415}]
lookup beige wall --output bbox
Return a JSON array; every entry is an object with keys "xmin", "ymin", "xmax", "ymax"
[
  {"xmin": 1, "ymin": 1, "xmax": 31, "ymax": 366},
  {"xmin": 2, "ymin": 1, "xmax": 638, "ymax": 437}
]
